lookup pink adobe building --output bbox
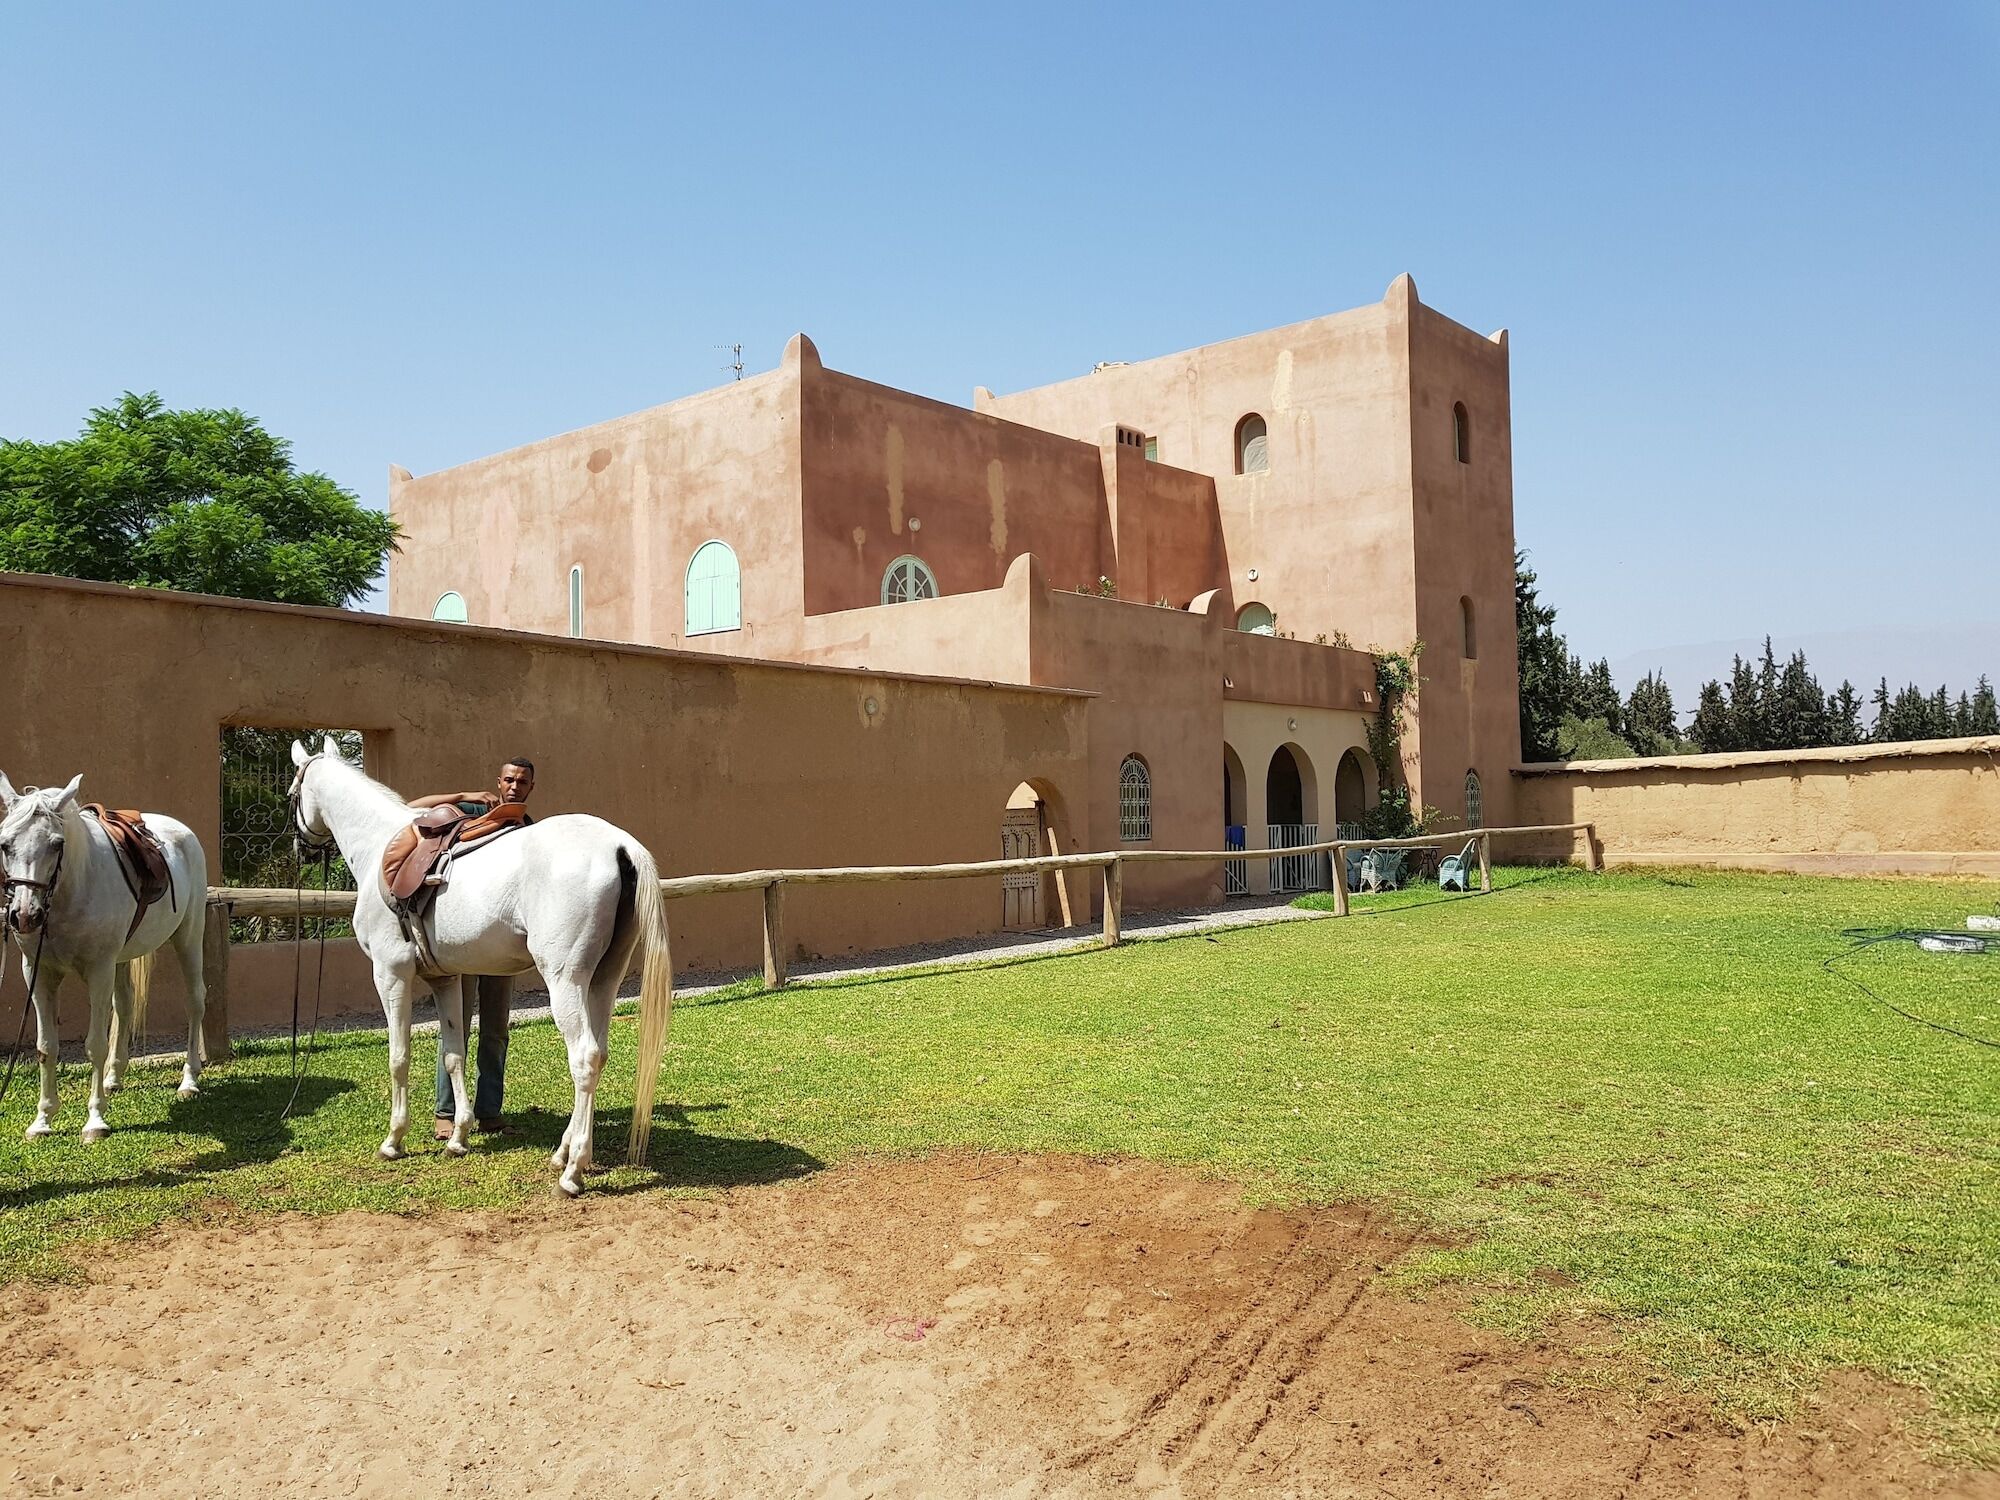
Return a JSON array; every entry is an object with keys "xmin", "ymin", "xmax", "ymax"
[{"xmin": 388, "ymin": 274, "xmax": 1522, "ymax": 918}]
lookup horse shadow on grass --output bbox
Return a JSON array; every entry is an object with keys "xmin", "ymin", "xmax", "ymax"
[
  {"xmin": 0, "ymin": 1068, "xmax": 357, "ymax": 1213},
  {"xmin": 475, "ymin": 1099, "xmax": 823, "ymax": 1195}
]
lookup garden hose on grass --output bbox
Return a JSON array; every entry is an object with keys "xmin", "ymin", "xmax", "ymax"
[{"xmin": 1824, "ymin": 927, "xmax": 2000, "ymax": 1050}]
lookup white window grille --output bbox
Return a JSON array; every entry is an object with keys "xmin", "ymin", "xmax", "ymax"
[
  {"xmin": 881, "ymin": 555, "xmax": 938, "ymax": 605},
  {"xmin": 1118, "ymin": 755, "xmax": 1152, "ymax": 842}
]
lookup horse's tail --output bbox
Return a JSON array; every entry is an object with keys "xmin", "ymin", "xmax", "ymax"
[
  {"xmin": 620, "ymin": 841, "xmax": 674, "ymax": 1166},
  {"xmin": 126, "ymin": 951, "xmax": 155, "ymax": 1049}
]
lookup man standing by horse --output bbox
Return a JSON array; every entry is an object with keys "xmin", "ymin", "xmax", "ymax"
[{"xmin": 405, "ymin": 758, "xmax": 536, "ymax": 1141}]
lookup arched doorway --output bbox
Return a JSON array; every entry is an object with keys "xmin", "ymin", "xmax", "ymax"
[
  {"xmin": 1222, "ymin": 744, "xmax": 1249, "ymax": 896},
  {"xmin": 1265, "ymin": 744, "xmax": 1321, "ymax": 893},
  {"xmin": 1334, "ymin": 748, "xmax": 1373, "ymax": 835},
  {"xmin": 1001, "ymin": 781, "xmax": 1077, "ymax": 931},
  {"xmin": 1266, "ymin": 745, "xmax": 1306, "ymax": 825}
]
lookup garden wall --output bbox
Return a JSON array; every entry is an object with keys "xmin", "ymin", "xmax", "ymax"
[
  {"xmin": 0, "ymin": 574, "xmax": 1090, "ymax": 1041},
  {"xmin": 1512, "ymin": 737, "xmax": 2000, "ymax": 876}
]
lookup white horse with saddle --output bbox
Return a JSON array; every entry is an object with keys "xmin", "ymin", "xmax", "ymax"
[
  {"xmin": 286, "ymin": 738, "xmax": 672, "ymax": 1195},
  {"xmin": 0, "ymin": 773, "xmax": 208, "ymax": 1141}
]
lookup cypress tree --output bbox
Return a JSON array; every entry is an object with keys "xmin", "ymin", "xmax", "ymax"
[
  {"xmin": 1972, "ymin": 675, "xmax": 1999, "ymax": 736},
  {"xmin": 1827, "ymin": 681, "xmax": 1864, "ymax": 745},
  {"xmin": 1690, "ymin": 680, "xmax": 1734, "ymax": 753}
]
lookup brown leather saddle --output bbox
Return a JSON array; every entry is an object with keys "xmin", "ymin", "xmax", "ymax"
[
  {"xmin": 382, "ymin": 801, "xmax": 533, "ymax": 909},
  {"xmin": 84, "ymin": 805, "xmax": 176, "ymax": 941}
]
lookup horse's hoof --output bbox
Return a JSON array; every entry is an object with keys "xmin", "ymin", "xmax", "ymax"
[
  {"xmin": 444, "ymin": 1138, "xmax": 469, "ymax": 1157},
  {"xmin": 378, "ymin": 1141, "xmax": 405, "ymax": 1161},
  {"xmin": 177, "ymin": 1085, "xmax": 200, "ymax": 1101},
  {"xmin": 81, "ymin": 1124, "xmax": 110, "ymax": 1144},
  {"xmin": 23, "ymin": 1120, "xmax": 53, "ymax": 1141},
  {"xmin": 104, "ymin": 1077, "xmax": 123, "ymax": 1094},
  {"xmin": 558, "ymin": 1170, "xmax": 584, "ymax": 1198}
]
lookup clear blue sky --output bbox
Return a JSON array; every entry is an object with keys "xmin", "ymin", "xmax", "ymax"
[{"xmin": 4, "ymin": 3, "xmax": 1995, "ymax": 685}]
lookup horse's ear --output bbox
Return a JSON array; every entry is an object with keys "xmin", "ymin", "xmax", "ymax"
[
  {"xmin": 0, "ymin": 772, "xmax": 15, "ymax": 810},
  {"xmin": 319, "ymin": 735, "xmax": 340, "ymax": 761},
  {"xmin": 291, "ymin": 739, "xmax": 310, "ymax": 768},
  {"xmin": 52, "ymin": 774, "xmax": 82, "ymax": 810}
]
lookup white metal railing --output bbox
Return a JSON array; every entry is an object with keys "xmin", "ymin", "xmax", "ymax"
[
  {"xmin": 1267, "ymin": 823, "xmax": 1323, "ymax": 893},
  {"xmin": 1223, "ymin": 828, "xmax": 1248, "ymax": 896}
]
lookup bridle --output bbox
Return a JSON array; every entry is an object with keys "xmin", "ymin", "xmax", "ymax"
[
  {"xmin": 0, "ymin": 814, "xmax": 66, "ymax": 935},
  {"xmin": 288, "ymin": 762, "xmax": 337, "ymax": 854},
  {"xmin": 0, "ymin": 812, "xmax": 62, "ymax": 1106}
]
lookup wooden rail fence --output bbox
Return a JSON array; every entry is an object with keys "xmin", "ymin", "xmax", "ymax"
[{"xmin": 196, "ymin": 821, "xmax": 1600, "ymax": 1047}]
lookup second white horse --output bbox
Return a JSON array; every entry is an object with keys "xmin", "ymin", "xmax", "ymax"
[{"xmin": 287, "ymin": 739, "xmax": 673, "ymax": 1195}]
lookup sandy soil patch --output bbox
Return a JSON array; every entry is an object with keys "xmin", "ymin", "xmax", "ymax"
[{"xmin": 0, "ymin": 1153, "xmax": 1989, "ymax": 1498}]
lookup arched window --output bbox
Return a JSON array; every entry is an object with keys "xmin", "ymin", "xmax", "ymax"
[
  {"xmin": 432, "ymin": 591, "xmax": 467, "ymax": 624},
  {"xmin": 1118, "ymin": 755, "xmax": 1152, "ymax": 842},
  {"xmin": 881, "ymin": 555, "xmax": 938, "ymax": 605},
  {"xmin": 1236, "ymin": 602, "xmax": 1276, "ymax": 636},
  {"xmin": 1461, "ymin": 595, "xmax": 1476, "ymax": 659},
  {"xmin": 684, "ymin": 540, "xmax": 742, "ymax": 635},
  {"xmin": 1453, "ymin": 403, "xmax": 1470, "ymax": 464},
  {"xmin": 1465, "ymin": 770, "xmax": 1483, "ymax": 829},
  {"xmin": 568, "ymin": 566, "xmax": 584, "ymax": 637},
  {"xmin": 1235, "ymin": 414, "xmax": 1269, "ymax": 475}
]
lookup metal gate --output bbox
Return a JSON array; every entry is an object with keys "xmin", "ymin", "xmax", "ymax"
[
  {"xmin": 1267, "ymin": 822, "xmax": 1324, "ymax": 894},
  {"xmin": 1000, "ymin": 806, "xmax": 1043, "ymax": 929},
  {"xmin": 220, "ymin": 726, "xmax": 361, "ymax": 940},
  {"xmin": 1224, "ymin": 826, "xmax": 1248, "ymax": 896}
]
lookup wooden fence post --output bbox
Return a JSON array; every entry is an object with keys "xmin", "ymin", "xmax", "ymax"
[
  {"xmin": 201, "ymin": 901, "xmax": 233, "ymax": 1062},
  {"xmin": 1101, "ymin": 859, "xmax": 1122, "ymax": 948},
  {"xmin": 1331, "ymin": 843, "xmax": 1350, "ymax": 917},
  {"xmin": 1478, "ymin": 831, "xmax": 1493, "ymax": 893},
  {"xmin": 1588, "ymin": 824, "xmax": 1605, "ymax": 874},
  {"xmin": 762, "ymin": 880, "xmax": 788, "ymax": 990}
]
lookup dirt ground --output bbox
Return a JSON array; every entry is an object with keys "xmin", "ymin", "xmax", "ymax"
[{"xmin": 0, "ymin": 1153, "xmax": 1991, "ymax": 1499}]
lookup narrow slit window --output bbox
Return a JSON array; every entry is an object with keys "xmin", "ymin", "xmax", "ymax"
[{"xmin": 568, "ymin": 565, "xmax": 584, "ymax": 637}]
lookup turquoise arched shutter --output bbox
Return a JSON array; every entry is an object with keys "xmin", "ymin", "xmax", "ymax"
[{"xmin": 686, "ymin": 541, "xmax": 741, "ymax": 635}]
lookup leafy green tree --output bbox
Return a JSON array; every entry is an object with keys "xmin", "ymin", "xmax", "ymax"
[
  {"xmin": 0, "ymin": 392, "xmax": 398, "ymax": 606},
  {"xmin": 1555, "ymin": 713, "xmax": 1635, "ymax": 761}
]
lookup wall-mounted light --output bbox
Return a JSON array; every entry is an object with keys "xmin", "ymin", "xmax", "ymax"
[
  {"xmin": 908, "ymin": 517, "xmax": 922, "ymax": 533},
  {"xmin": 1247, "ymin": 567, "xmax": 1259, "ymax": 582}
]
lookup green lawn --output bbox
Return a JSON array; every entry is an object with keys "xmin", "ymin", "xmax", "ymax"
[{"xmin": 3, "ymin": 867, "xmax": 1998, "ymax": 1456}]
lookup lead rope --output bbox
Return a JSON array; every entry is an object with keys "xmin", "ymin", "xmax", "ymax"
[
  {"xmin": 0, "ymin": 925, "xmax": 48, "ymax": 1108},
  {"xmin": 278, "ymin": 847, "xmax": 333, "ymax": 1123}
]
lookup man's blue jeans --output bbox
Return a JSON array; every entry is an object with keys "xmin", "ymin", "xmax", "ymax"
[{"xmin": 435, "ymin": 974, "xmax": 514, "ymax": 1123}]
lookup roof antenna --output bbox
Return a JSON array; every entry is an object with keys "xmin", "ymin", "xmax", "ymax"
[{"xmin": 717, "ymin": 342, "xmax": 744, "ymax": 381}]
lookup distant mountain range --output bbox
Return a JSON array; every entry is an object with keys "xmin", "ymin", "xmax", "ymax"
[{"xmin": 1609, "ymin": 622, "xmax": 2000, "ymax": 730}]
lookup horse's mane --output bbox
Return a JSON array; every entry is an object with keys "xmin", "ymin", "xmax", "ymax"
[{"xmin": 315, "ymin": 752, "xmax": 409, "ymax": 809}]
